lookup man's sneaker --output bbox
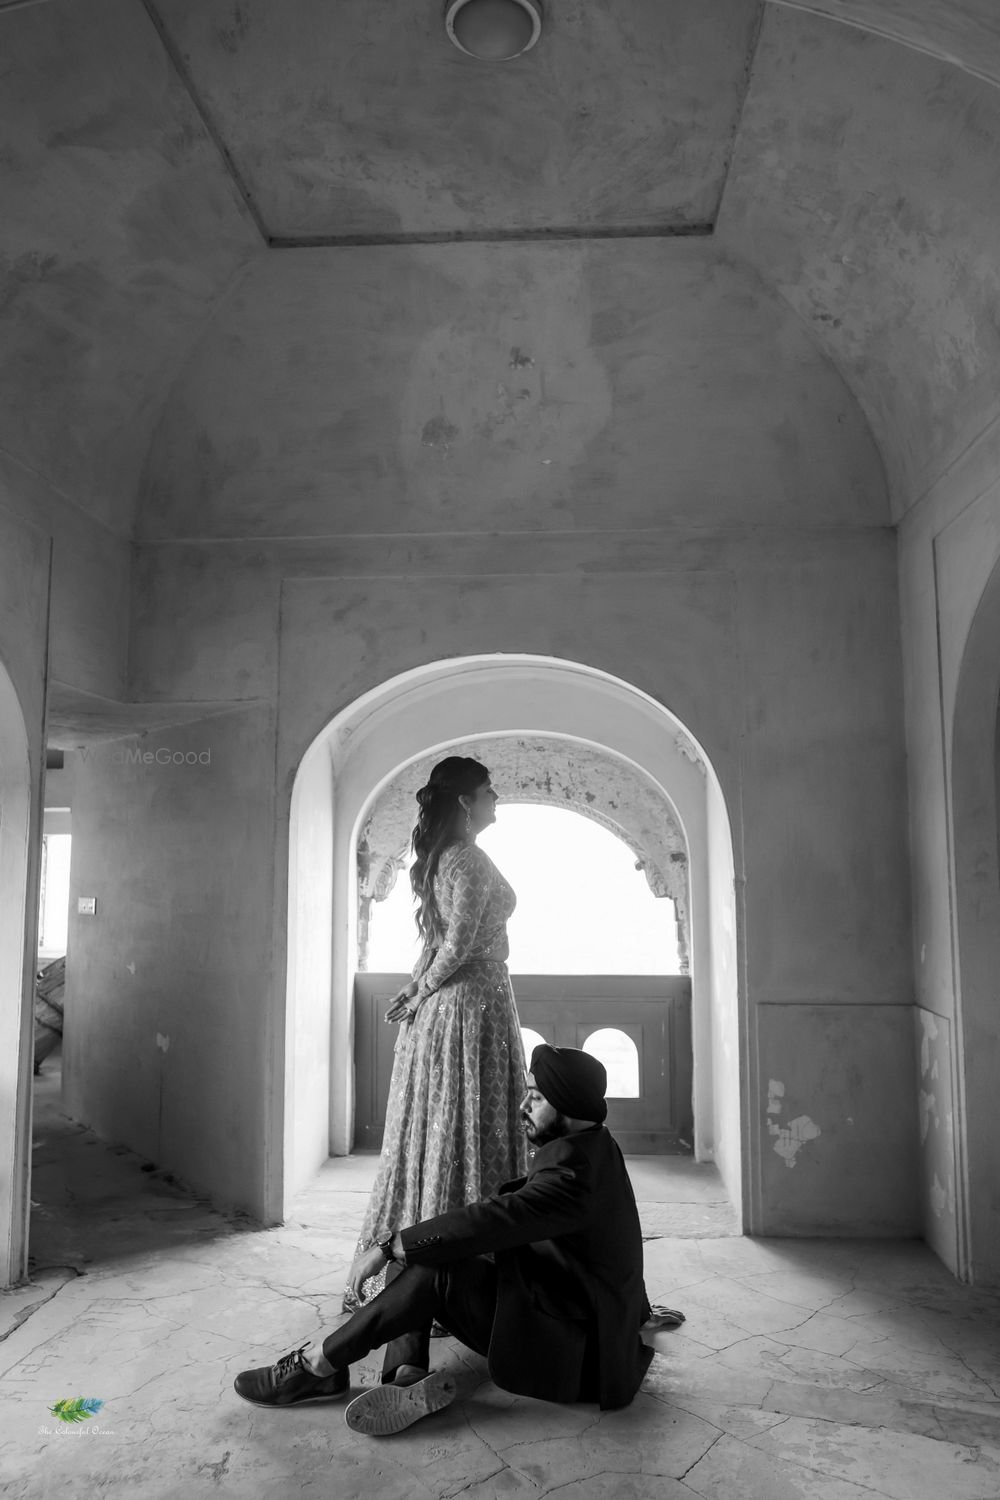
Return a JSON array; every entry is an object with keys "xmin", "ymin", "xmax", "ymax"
[
  {"xmin": 234, "ymin": 1345, "xmax": 350, "ymax": 1407},
  {"xmin": 344, "ymin": 1369, "xmax": 456, "ymax": 1436}
]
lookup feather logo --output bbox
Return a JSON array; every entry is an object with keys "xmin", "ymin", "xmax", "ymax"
[{"xmin": 49, "ymin": 1398, "xmax": 104, "ymax": 1424}]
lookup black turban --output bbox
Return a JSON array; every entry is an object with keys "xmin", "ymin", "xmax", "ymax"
[{"xmin": 529, "ymin": 1044, "xmax": 608, "ymax": 1124}]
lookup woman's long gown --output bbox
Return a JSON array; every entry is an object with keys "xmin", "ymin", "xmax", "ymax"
[{"xmin": 353, "ymin": 839, "xmax": 527, "ymax": 1297}]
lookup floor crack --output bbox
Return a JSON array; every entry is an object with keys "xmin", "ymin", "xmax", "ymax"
[
  {"xmin": 443, "ymin": 1465, "xmax": 514, "ymax": 1498},
  {"xmin": 677, "ymin": 1430, "xmax": 725, "ymax": 1482},
  {"xmin": 462, "ymin": 1406, "xmax": 507, "ymax": 1469},
  {"xmin": 924, "ymin": 1330, "xmax": 1000, "ymax": 1402},
  {"xmin": 0, "ymin": 1266, "xmax": 81, "ymax": 1343}
]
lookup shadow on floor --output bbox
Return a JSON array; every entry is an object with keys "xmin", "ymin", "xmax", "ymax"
[{"xmin": 27, "ymin": 1050, "xmax": 253, "ymax": 1280}]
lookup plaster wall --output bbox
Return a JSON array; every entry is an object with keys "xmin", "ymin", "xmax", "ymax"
[
  {"xmin": 899, "ymin": 412, "xmax": 1000, "ymax": 1279},
  {"xmin": 0, "ymin": 456, "xmax": 130, "ymax": 704},
  {"xmin": 736, "ymin": 542, "xmax": 914, "ymax": 1234},
  {"xmin": 63, "ymin": 705, "xmax": 276, "ymax": 1216},
  {"xmin": 0, "ymin": 504, "xmax": 50, "ymax": 1285},
  {"xmin": 707, "ymin": 768, "xmax": 742, "ymax": 1218},
  {"xmin": 283, "ymin": 545, "xmax": 909, "ymax": 1234},
  {"xmin": 43, "ymin": 768, "xmax": 72, "ymax": 811},
  {"xmin": 0, "ymin": 328, "xmax": 139, "ymax": 1285},
  {"xmin": 284, "ymin": 736, "xmax": 334, "ymax": 1198},
  {"xmin": 122, "ymin": 520, "xmax": 913, "ymax": 1232}
]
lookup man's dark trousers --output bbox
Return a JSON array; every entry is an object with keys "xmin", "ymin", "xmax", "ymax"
[
  {"xmin": 323, "ymin": 1258, "xmax": 598, "ymax": 1399},
  {"xmin": 324, "ymin": 1260, "xmax": 496, "ymax": 1379}
]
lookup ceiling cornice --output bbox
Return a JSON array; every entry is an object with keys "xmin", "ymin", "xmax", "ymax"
[{"xmin": 770, "ymin": 0, "xmax": 1000, "ymax": 89}]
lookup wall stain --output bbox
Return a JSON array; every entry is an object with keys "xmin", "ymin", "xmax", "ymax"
[
  {"xmin": 217, "ymin": 4, "xmax": 250, "ymax": 54},
  {"xmin": 421, "ymin": 414, "xmax": 459, "ymax": 453}
]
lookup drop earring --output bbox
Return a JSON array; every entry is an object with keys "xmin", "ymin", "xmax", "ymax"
[{"xmin": 464, "ymin": 804, "xmax": 473, "ymax": 837}]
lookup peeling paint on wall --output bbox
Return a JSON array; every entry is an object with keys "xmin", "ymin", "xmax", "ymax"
[
  {"xmin": 769, "ymin": 1113, "xmax": 821, "ymax": 1168},
  {"xmin": 766, "ymin": 1078, "xmax": 820, "ymax": 1167}
]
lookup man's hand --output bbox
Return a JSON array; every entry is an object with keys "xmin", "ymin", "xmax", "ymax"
[{"xmin": 347, "ymin": 1245, "xmax": 388, "ymax": 1301}]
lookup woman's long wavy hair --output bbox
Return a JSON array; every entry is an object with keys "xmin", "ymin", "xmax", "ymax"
[{"xmin": 410, "ymin": 756, "xmax": 490, "ymax": 948}]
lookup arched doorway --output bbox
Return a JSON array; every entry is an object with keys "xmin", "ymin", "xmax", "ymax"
[
  {"xmin": 0, "ymin": 661, "xmax": 35, "ymax": 1288},
  {"xmin": 951, "ymin": 554, "xmax": 1000, "ymax": 1282},
  {"xmin": 284, "ymin": 655, "xmax": 745, "ymax": 1226}
]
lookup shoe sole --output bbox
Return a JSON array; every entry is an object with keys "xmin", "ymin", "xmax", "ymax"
[{"xmin": 344, "ymin": 1371, "xmax": 456, "ymax": 1436}]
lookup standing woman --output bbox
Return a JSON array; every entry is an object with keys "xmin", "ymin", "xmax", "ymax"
[{"xmin": 346, "ymin": 758, "xmax": 527, "ymax": 1346}]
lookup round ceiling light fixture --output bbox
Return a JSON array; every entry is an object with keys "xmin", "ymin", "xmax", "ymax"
[{"xmin": 445, "ymin": 0, "xmax": 542, "ymax": 62}]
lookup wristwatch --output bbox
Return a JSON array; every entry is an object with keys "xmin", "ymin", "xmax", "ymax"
[{"xmin": 378, "ymin": 1235, "xmax": 396, "ymax": 1265}]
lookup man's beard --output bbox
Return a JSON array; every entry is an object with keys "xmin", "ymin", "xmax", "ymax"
[{"xmin": 521, "ymin": 1112, "xmax": 569, "ymax": 1147}]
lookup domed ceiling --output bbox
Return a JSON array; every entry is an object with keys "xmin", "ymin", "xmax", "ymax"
[{"xmin": 1, "ymin": 0, "xmax": 997, "ymax": 532}]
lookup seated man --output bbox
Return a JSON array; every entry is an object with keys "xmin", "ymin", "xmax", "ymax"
[{"xmin": 234, "ymin": 1044, "xmax": 660, "ymax": 1436}]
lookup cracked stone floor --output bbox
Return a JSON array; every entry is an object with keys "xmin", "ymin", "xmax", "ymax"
[{"xmin": 4, "ymin": 1059, "xmax": 1000, "ymax": 1499}]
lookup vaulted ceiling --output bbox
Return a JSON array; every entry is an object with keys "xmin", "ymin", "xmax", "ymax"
[{"xmin": 1, "ymin": 0, "xmax": 998, "ymax": 533}]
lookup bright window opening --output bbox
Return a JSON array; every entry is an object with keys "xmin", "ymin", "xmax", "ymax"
[
  {"xmin": 583, "ymin": 1027, "xmax": 640, "ymax": 1098},
  {"xmin": 521, "ymin": 1026, "xmax": 547, "ymax": 1061},
  {"xmin": 38, "ymin": 831, "xmax": 71, "ymax": 959},
  {"xmin": 367, "ymin": 804, "xmax": 681, "ymax": 975}
]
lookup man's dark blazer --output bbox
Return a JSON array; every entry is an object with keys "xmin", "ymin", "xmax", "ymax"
[{"xmin": 399, "ymin": 1124, "xmax": 654, "ymax": 1410}]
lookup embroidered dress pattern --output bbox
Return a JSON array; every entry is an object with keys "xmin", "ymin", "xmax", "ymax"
[{"xmin": 353, "ymin": 842, "xmax": 527, "ymax": 1300}]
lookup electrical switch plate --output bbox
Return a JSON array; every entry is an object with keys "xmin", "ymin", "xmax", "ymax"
[{"xmin": 77, "ymin": 896, "xmax": 97, "ymax": 915}]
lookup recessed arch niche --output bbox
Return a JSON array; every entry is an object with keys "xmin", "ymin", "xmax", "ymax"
[{"xmin": 284, "ymin": 655, "xmax": 745, "ymax": 1227}]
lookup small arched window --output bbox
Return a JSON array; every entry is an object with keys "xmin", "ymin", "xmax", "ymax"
[{"xmin": 583, "ymin": 1028, "xmax": 640, "ymax": 1098}]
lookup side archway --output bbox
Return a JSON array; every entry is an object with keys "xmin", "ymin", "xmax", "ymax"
[
  {"xmin": 951, "ymin": 553, "xmax": 1000, "ymax": 1282},
  {"xmin": 284, "ymin": 655, "xmax": 745, "ymax": 1226}
]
